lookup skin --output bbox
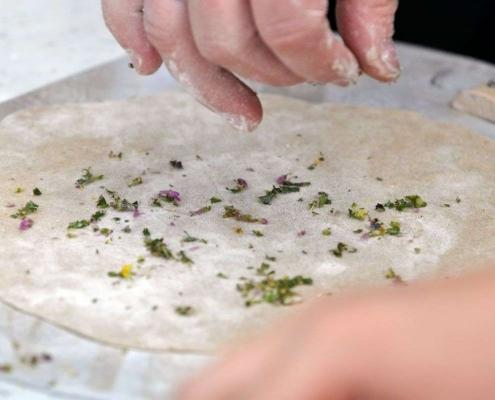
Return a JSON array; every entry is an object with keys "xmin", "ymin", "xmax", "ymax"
[
  {"xmin": 102, "ymin": 2, "xmax": 495, "ymax": 398},
  {"xmin": 178, "ymin": 268, "xmax": 495, "ymax": 399},
  {"xmin": 102, "ymin": 0, "xmax": 400, "ymax": 131}
]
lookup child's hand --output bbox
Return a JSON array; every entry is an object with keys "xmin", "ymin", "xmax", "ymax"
[
  {"xmin": 179, "ymin": 269, "xmax": 495, "ymax": 399},
  {"xmin": 102, "ymin": 0, "xmax": 399, "ymax": 130}
]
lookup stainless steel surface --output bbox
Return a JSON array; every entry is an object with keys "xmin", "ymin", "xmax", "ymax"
[{"xmin": 0, "ymin": 43, "xmax": 494, "ymax": 399}]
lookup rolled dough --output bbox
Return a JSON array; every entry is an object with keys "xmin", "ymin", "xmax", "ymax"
[{"xmin": 1, "ymin": 92, "xmax": 494, "ymax": 352}]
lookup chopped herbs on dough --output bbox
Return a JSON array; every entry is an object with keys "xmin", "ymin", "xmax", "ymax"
[
  {"xmin": 331, "ymin": 242, "xmax": 357, "ymax": 258},
  {"xmin": 75, "ymin": 168, "xmax": 103, "ymax": 189},
  {"xmin": 127, "ymin": 177, "xmax": 143, "ymax": 187},
  {"xmin": 11, "ymin": 201, "xmax": 38, "ymax": 219},
  {"xmin": 308, "ymin": 192, "xmax": 331, "ymax": 210},
  {"xmin": 175, "ymin": 305, "xmax": 195, "ymax": 316},
  {"xmin": 348, "ymin": 203, "xmax": 368, "ymax": 220},
  {"xmin": 259, "ymin": 179, "xmax": 311, "ymax": 205},
  {"xmin": 223, "ymin": 206, "xmax": 268, "ymax": 224},
  {"xmin": 237, "ymin": 263, "xmax": 313, "ymax": 307}
]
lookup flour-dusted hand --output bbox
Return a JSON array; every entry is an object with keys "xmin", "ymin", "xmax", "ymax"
[
  {"xmin": 102, "ymin": 0, "xmax": 399, "ymax": 131},
  {"xmin": 178, "ymin": 269, "xmax": 495, "ymax": 400}
]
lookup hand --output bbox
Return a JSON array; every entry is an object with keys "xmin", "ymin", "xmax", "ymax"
[
  {"xmin": 178, "ymin": 269, "xmax": 495, "ymax": 399},
  {"xmin": 102, "ymin": 0, "xmax": 399, "ymax": 131}
]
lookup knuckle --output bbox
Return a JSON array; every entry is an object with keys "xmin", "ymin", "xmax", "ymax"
[
  {"xmin": 262, "ymin": 20, "xmax": 325, "ymax": 52},
  {"xmin": 143, "ymin": 17, "xmax": 175, "ymax": 53},
  {"xmin": 196, "ymin": 36, "xmax": 244, "ymax": 66}
]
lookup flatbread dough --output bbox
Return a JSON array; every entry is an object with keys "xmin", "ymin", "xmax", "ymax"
[{"xmin": 1, "ymin": 92, "xmax": 495, "ymax": 352}]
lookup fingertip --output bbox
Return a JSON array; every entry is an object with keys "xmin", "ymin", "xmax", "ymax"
[
  {"xmin": 363, "ymin": 41, "xmax": 401, "ymax": 82},
  {"xmin": 126, "ymin": 47, "xmax": 162, "ymax": 75}
]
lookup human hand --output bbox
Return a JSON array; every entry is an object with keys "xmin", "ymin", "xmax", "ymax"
[
  {"xmin": 178, "ymin": 269, "xmax": 495, "ymax": 399},
  {"xmin": 102, "ymin": 0, "xmax": 400, "ymax": 131}
]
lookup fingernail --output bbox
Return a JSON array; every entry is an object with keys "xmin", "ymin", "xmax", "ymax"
[
  {"xmin": 220, "ymin": 113, "xmax": 258, "ymax": 132},
  {"xmin": 125, "ymin": 49, "xmax": 143, "ymax": 74},
  {"xmin": 379, "ymin": 40, "xmax": 401, "ymax": 80},
  {"xmin": 331, "ymin": 56, "xmax": 360, "ymax": 86}
]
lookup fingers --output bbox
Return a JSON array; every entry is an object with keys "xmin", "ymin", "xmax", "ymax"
[
  {"xmin": 187, "ymin": 0, "xmax": 303, "ymax": 86},
  {"xmin": 143, "ymin": 0, "xmax": 262, "ymax": 131},
  {"xmin": 250, "ymin": 0, "xmax": 360, "ymax": 85},
  {"xmin": 336, "ymin": 0, "xmax": 400, "ymax": 82},
  {"xmin": 101, "ymin": 0, "xmax": 161, "ymax": 75}
]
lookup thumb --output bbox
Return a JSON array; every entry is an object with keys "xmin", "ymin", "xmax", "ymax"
[{"xmin": 336, "ymin": 0, "xmax": 400, "ymax": 82}]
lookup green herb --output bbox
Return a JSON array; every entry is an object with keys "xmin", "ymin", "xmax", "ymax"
[
  {"xmin": 105, "ymin": 189, "xmax": 138, "ymax": 212},
  {"xmin": 75, "ymin": 168, "xmax": 103, "ymax": 188},
  {"xmin": 15, "ymin": 187, "xmax": 23, "ymax": 193},
  {"xmin": 143, "ymin": 228, "xmax": 174, "ymax": 259},
  {"xmin": 376, "ymin": 177, "xmax": 383, "ymax": 182},
  {"xmin": 322, "ymin": 228, "xmax": 332, "ymax": 236},
  {"xmin": 252, "ymin": 230, "xmax": 264, "ymax": 237},
  {"xmin": 11, "ymin": 201, "xmax": 39, "ymax": 219},
  {"xmin": 368, "ymin": 219, "xmax": 401, "ymax": 237},
  {"xmin": 190, "ymin": 205, "xmax": 211, "ymax": 216},
  {"xmin": 265, "ymin": 255, "xmax": 277, "ymax": 262},
  {"xmin": 223, "ymin": 206, "xmax": 267, "ymax": 224},
  {"xmin": 217, "ymin": 272, "xmax": 228, "ymax": 279},
  {"xmin": 331, "ymin": 242, "xmax": 357, "ymax": 258},
  {"xmin": 307, "ymin": 152, "xmax": 325, "ymax": 170},
  {"xmin": 259, "ymin": 181, "xmax": 310, "ymax": 205},
  {"xmin": 68, "ymin": 220, "xmax": 90, "ymax": 230},
  {"xmin": 381, "ymin": 195, "xmax": 427, "ymax": 211},
  {"xmin": 127, "ymin": 177, "xmax": 143, "ymax": 187},
  {"xmin": 414, "ymin": 247, "xmax": 421, "ymax": 254},
  {"xmin": 137, "ymin": 256, "xmax": 145, "ymax": 263},
  {"xmin": 177, "ymin": 250, "xmax": 193, "ymax": 264},
  {"xmin": 375, "ymin": 203, "xmax": 386, "ymax": 212},
  {"xmin": 96, "ymin": 195, "xmax": 109, "ymax": 209},
  {"xmin": 170, "ymin": 160, "xmax": 184, "ymax": 169},
  {"xmin": 175, "ymin": 305, "xmax": 195, "ymax": 316},
  {"xmin": 348, "ymin": 203, "xmax": 368, "ymax": 220},
  {"xmin": 108, "ymin": 151, "xmax": 123, "ymax": 160},
  {"xmin": 353, "ymin": 229, "xmax": 363, "ymax": 234},
  {"xmin": 33, "ymin": 188, "xmax": 42, "ymax": 196},
  {"xmin": 456, "ymin": 197, "xmax": 461, "ymax": 203},
  {"xmin": 91, "ymin": 210, "xmax": 106, "ymax": 222},
  {"xmin": 122, "ymin": 225, "xmax": 131, "ymax": 233},
  {"xmin": 99, "ymin": 227, "xmax": 113, "ymax": 237},
  {"xmin": 210, "ymin": 196, "xmax": 222, "ymax": 204},
  {"xmin": 237, "ymin": 264, "xmax": 313, "ymax": 307},
  {"xmin": 181, "ymin": 231, "xmax": 207, "ymax": 244},
  {"xmin": 308, "ymin": 192, "xmax": 332, "ymax": 210},
  {"xmin": 386, "ymin": 221, "xmax": 401, "ymax": 236},
  {"xmin": 385, "ymin": 268, "xmax": 406, "ymax": 285}
]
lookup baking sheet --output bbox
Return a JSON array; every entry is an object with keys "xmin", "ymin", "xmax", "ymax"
[{"xmin": 0, "ymin": 43, "xmax": 494, "ymax": 399}]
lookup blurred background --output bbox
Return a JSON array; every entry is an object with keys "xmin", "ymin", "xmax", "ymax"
[{"xmin": 1, "ymin": 1, "xmax": 494, "ymax": 103}]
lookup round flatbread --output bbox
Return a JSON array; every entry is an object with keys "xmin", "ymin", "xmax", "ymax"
[{"xmin": 1, "ymin": 92, "xmax": 494, "ymax": 352}]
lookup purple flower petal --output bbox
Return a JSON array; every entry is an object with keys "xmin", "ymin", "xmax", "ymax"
[
  {"xmin": 297, "ymin": 230, "xmax": 306, "ymax": 237},
  {"xmin": 133, "ymin": 208, "xmax": 143, "ymax": 218},
  {"xmin": 159, "ymin": 190, "xmax": 181, "ymax": 203},
  {"xmin": 19, "ymin": 218, "xmax": 33, "ymax": 231},
  {"xmin": 276, "ymin": 174, "xmax": 288, "ymax": 185},
  {"xmin": 259, "ymin": 218, "xmax": 269, "ymax": 225}
]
